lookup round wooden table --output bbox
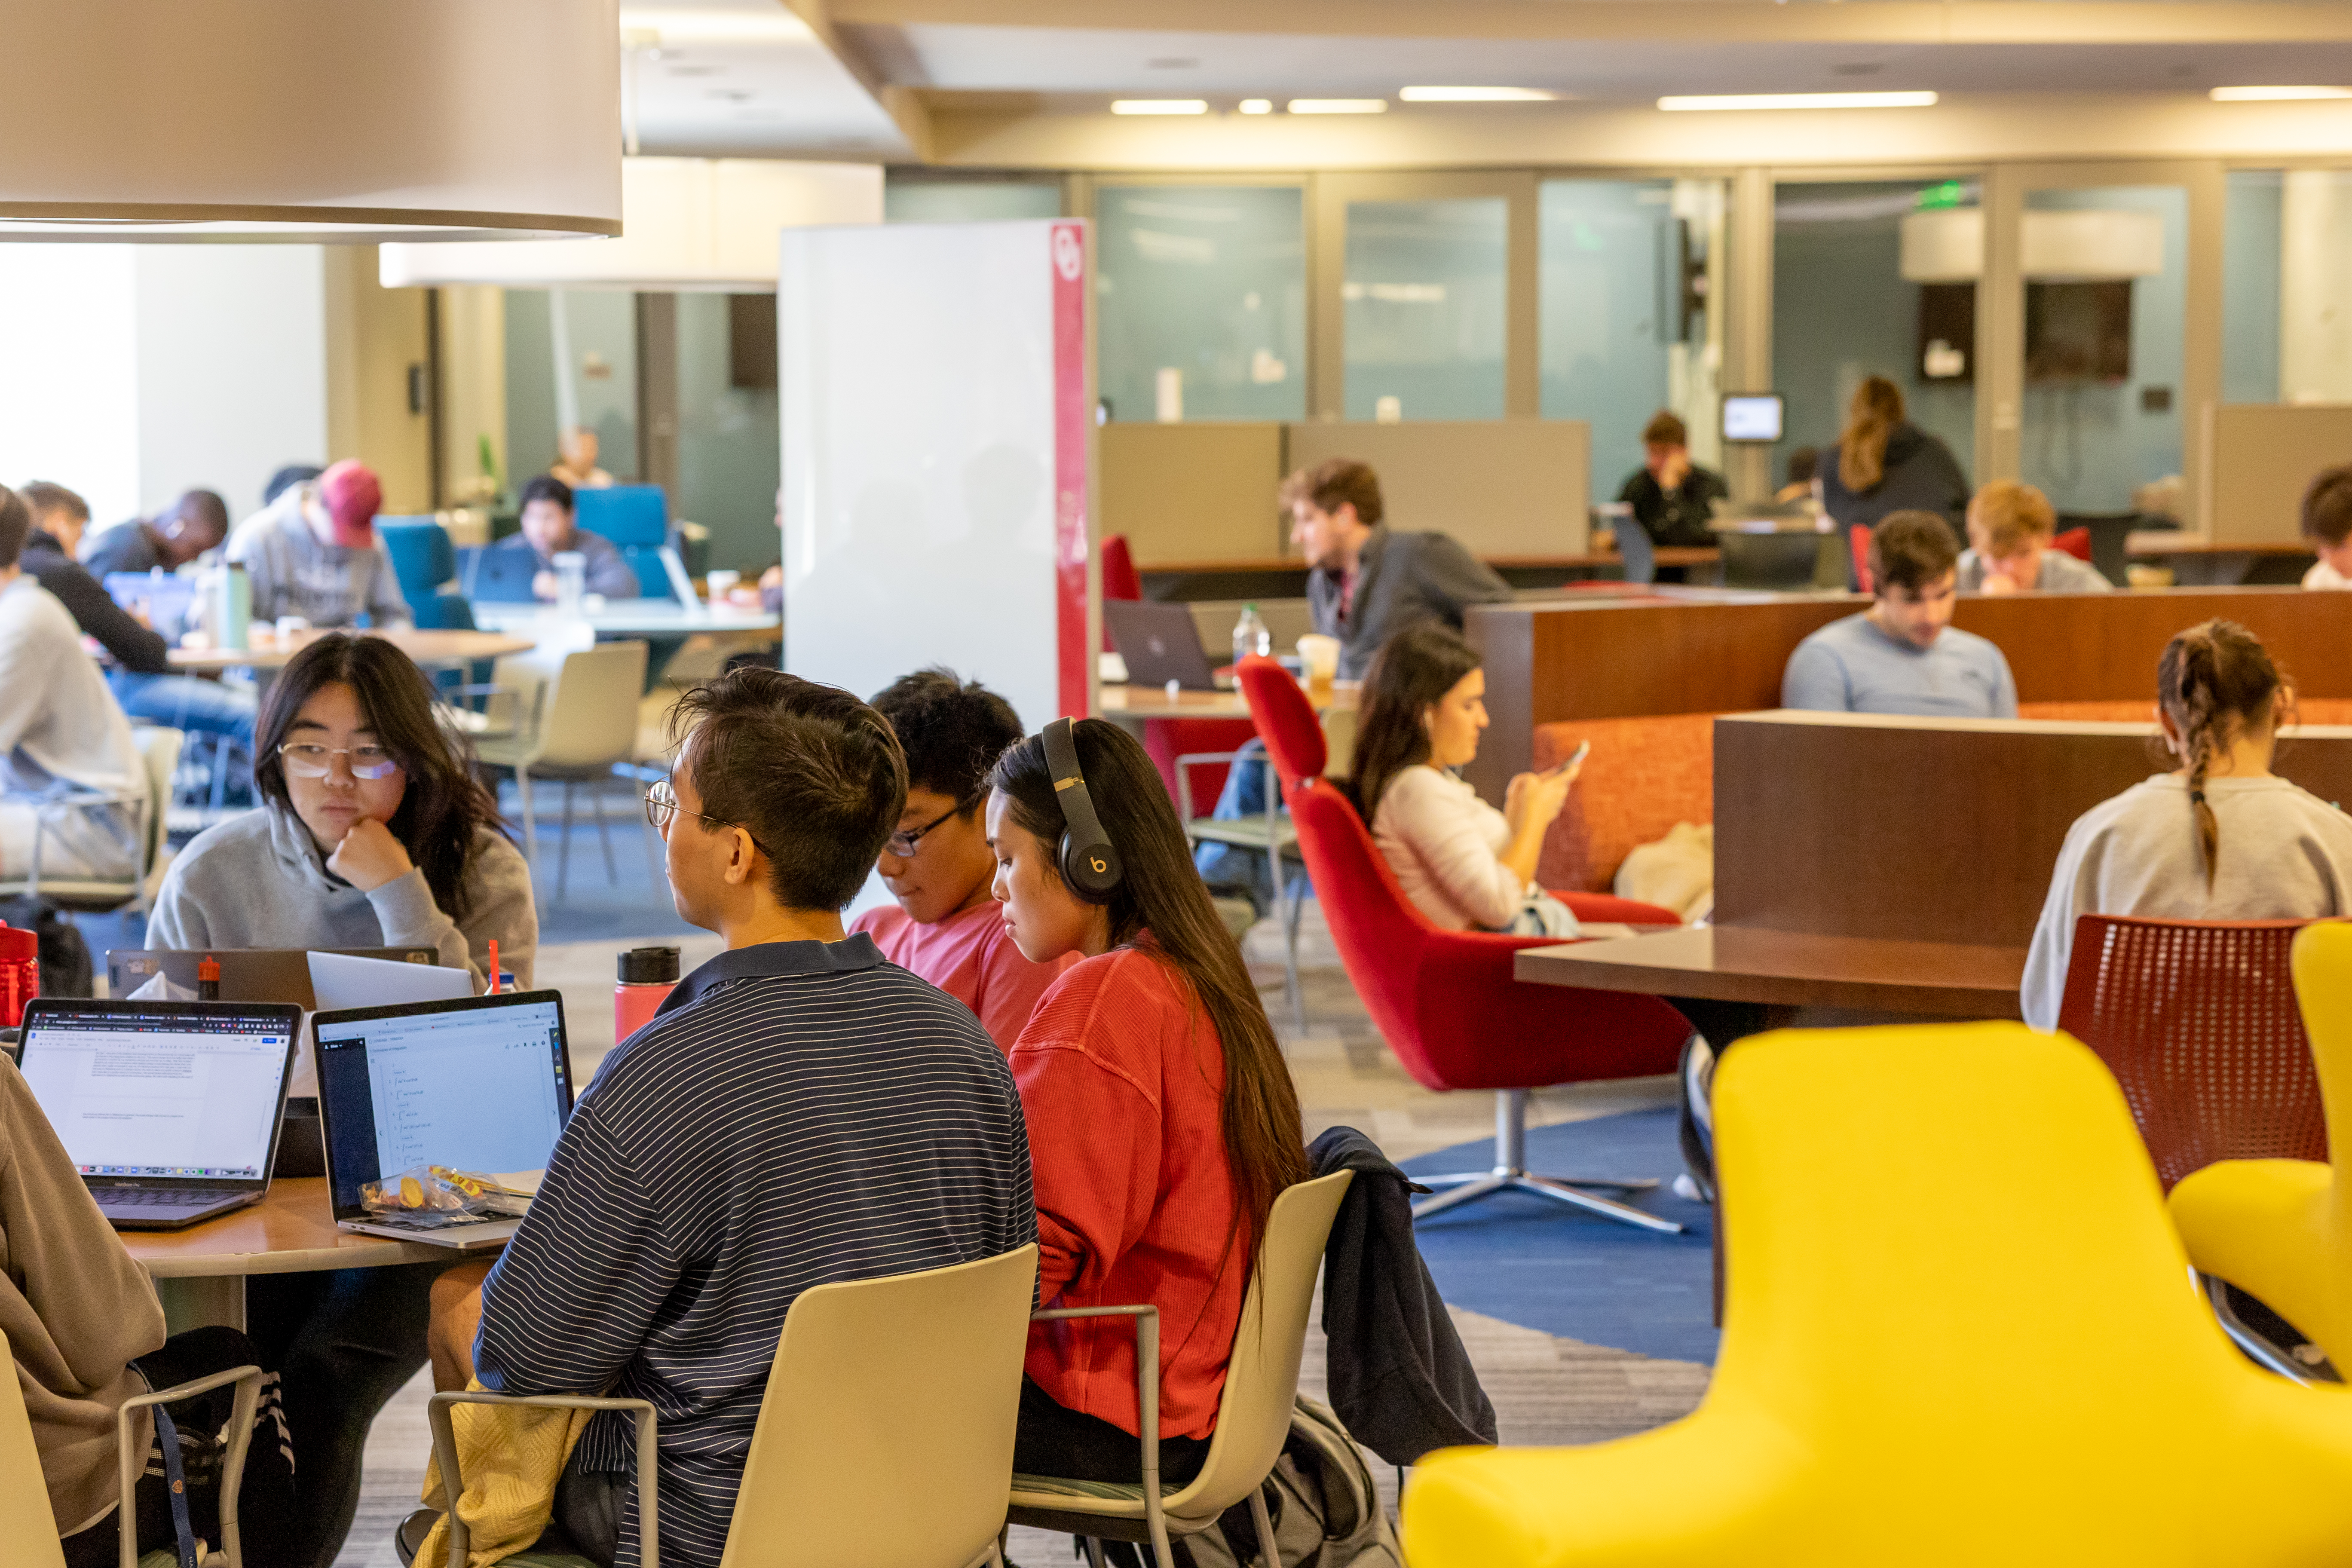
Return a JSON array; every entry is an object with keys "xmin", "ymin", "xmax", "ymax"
[{"xmin": 168, "ymin": 628, "xmax": 537, "ymax": 673}]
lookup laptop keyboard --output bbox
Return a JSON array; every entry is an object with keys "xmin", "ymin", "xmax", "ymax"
[{"xmin": 96, "ymin": 1187, "xmax": 244, "ymax": 1208}]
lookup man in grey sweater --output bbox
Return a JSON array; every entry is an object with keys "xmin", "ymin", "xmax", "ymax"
[
  {"xmin": 0, "ymin": 485, "xmax": 144, "ymax": 885},
  {"xmin": 224, "ymin": 459, "xmax": 410, "ymax": 630}
]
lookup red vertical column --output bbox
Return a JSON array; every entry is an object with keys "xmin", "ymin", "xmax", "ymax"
[{"xmin": 1050, "ymin": 219, "xmax": 1090, "ymax": 720}]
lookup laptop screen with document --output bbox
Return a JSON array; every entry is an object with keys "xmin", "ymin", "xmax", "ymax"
[
  {"xmin": 313, "ymin": 992, "xmax": 574, "ymax": 1217},
  {"xmin": 19, "ymin": 1004, "xmax": 296, "ymax": 1181}
]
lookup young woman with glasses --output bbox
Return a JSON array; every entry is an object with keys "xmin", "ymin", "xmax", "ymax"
[{"xmin": 144, "ymin": 632, "xmax": 536, "ymax": 1566}]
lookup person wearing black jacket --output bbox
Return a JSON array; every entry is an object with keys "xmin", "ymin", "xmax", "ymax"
[
  {"xmin": 1615, "ymin": 410, "xmax": 1728, "ymax": 550},
  {"xmin": 1817, "ymin": 376, "xmax": 1970, "ymax": 551},
  {"xmin": 18, "ymin": 481, "xmax": 253, "ymax": 745}
]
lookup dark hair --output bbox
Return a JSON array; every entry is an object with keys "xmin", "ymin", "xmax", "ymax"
[
  {"xmin": 19, "ymin": 481, "xmax": 88, "ymax": 524},
  {"xmin": 0, "ymin": 486, "xmax": 30, "ymax": 570},
  {"xmin": 1642, "ymin": 410, "xmax": 1687, "ymax": 448},
  {"xmin": 263, "ymin": 464, "xmax": 322, "ymax": 508},
  {"xmin": 870, "ymin": 668, "xmax": 1023, "ymax": 805},
  {"xmin": 668, "ymin": 668, "xmax": 907, "ymax": 912},
  {"xmin": 1279, "ymin": 458, "xmax": 1384, "ymax": 528},
  {"xmin": 256, "ymin": 634, "xmax": 510, "ymax": 920},
  {"xmin": 172, "ymin": 490, "xmax": 230, "ymax": 547},
  {"xmin": 1868, "ymin": 509, "xmax": 1960, "ymax": 595},
  {"xmin": 2301, "ymin": 464, "xmax": 2352, "ymax": 548},
  {"xmin": 519, "ymin": 474, "xmax": 576, "ymax": 514},
  {"xmin": 989, "ymin": 719, "xmax": 1309, "ymax": 1259},
  {"xmin": 1786, "ymin": 446, "xmax": 1819, "ymax": 487},
  {"xmin": 1838, "ymin": 375, "xmax": 1906, "ymax": 493},
  {"xmin": 2158, "ymin": 619, "xmax": 2292, "ymax": 890},
  {"xmin": 1348, "ymin": 622, "xmax": 1485, "ymax": 822}
]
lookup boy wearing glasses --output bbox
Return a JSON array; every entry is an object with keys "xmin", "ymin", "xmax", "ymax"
[{"xmin": 850, "ymin": 669, "xmax": 1077, "ymax": 1050}]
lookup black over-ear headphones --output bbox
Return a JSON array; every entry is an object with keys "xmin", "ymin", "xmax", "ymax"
[{"xmin": 1042, "ymin": 717, "xmax": 1123, "ymax": 903}]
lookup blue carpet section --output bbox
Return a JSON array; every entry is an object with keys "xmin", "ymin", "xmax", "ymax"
[{"xmin": 1400, "ymin": 1109, "xmax": 1719, "ymax": 1366}]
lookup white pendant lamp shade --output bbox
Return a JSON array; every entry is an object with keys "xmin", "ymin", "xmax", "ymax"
[
  {"xmin": 0, "ymin": 0, "xmax": 620, "ymax": 242},
  {"xmin": 380, "ymin": 159, "xmax": 884, "ymax": 290}
]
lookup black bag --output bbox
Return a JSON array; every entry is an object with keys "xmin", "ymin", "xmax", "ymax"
[{"xmin": 0, "ymin": 897, "xmax": 92, "ymax": 998}]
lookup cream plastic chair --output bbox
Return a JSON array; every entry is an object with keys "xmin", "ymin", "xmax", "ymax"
[
  {"xmin": 423, "ymin": 1243, "xmax": 1040, "ymax": 1568},
  {"xmin": 1005, "ymin": 1171, "xmax": 1354, "ymax": 1568},
  {"xmin": 0, "ymin": 726, "xmax": 180, "ymax": 917},
  {"xmin": 467, "ymin": 640, "xmax": 652, "ymax": 898},
  {"xmin": 0, "ymin": 1325, "xmax": 263, "ymax": 1568}
]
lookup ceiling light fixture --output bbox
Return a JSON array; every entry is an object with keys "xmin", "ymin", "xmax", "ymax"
[
  {"xmin": 1111, "ymin": 99, "xmax": 1210, "ymax": 116},
  {"xmin": 0, "ymin": 0, "xmax": 617, "ymax": 242},
  {"xmin": 1238, "ymin": 99, "xmax": 1274, "ymax": 116},
  {"xmin": 2209, "ymin": 85, "xmax": 2352, "ymax": 101},
  {"xmin": 1288, "ymin": 98, "xmax": 1389, "ymax": 115},
  {"xmin": 1399, "ymin": 86, "xmax": 1559, "ymax": 102},
  {"xmin": 1658, "ymin": 90, "xmax": 1938, "ymax": 111}
]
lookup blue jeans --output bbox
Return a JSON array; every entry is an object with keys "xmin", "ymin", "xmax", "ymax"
[
  {"xmin": 110, "ymin": 669, "xmax": 257, "ymax": 745},
  {"xmin": 1194, "ymin": 738, "xmax": 1283, "ymax": 913}
]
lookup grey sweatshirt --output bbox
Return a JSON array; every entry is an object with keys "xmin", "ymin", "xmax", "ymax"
[
  {"xmin": 223, "ymin": 490, "xmax": 410, "ymax": 629},
  {"xmin": 0, "ymin": 574, "xmax": 141, "ymax": 801},
  {"xmin": 2021, "ymin": 773, "xmax": 2352, "ymax": 1030},
  {"xmin": 148, "ymin": 802, "xmax": 536, "ymax": 993}
]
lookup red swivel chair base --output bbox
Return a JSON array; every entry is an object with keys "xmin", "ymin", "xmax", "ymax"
[{"xmin": 1411, "ymin": 1086, "xmax": 1674, "ymax": 1232}]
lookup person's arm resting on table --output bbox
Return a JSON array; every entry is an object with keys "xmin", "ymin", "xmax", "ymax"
[
  {"xmin": 582, "ymin": 534, "xmax": 642, "ymax": 601},
  {"xmin": 1780, "ymin": 640, "xmax": 1851, "ymax": 712}
]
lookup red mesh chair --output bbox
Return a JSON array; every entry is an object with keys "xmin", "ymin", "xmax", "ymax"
[
  {"xmin": 2052, "ymin": 526, "xmax": 2094, "ymax": 563},
  {"xmin": 1237, "ymin": 656, "xmax": 1692, "ymax": 1232},
  {"xmin": 2058, "ymin": 913, "xmax": 2331, "ymax": 1191},
  {"xmin": 1101, "ymin": 532, "xmax": 1146, "ymax": 603}
]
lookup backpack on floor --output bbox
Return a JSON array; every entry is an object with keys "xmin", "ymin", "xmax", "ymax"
[{"xmin": 1179, "ymin": 1397, "xmax": 1403, "ymax": 1568}]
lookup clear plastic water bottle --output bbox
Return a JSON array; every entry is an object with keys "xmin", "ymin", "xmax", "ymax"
[{"xmin": 1232, "ymin": 603, "xmax": 1271, "ymax": 668}]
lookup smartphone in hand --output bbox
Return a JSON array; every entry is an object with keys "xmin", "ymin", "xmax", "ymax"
[{"xmin": 1550, "ymin": 739, "xmax": 1592, "ymax": 776}]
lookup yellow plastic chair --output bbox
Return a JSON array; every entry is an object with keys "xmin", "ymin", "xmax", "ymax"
[
  {"xmin": 423, "ymin": 1243, "xmax": 1039, "ymax": 1568},
  {"xmin": 1402, "ymin": 1023, "xmax": 2352, "ymax": 1568},
  {"xmin": 2171, "ymin": 920, "xmax": 2352, "ymax": 1375}
]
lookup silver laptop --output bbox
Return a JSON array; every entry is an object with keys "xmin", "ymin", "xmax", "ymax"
[
  {"xmin": 17, "ymin": 999, "xmax": 300, "ymax": 1230},
  {"xmin": 1103, "ymin": 599, "xmax": 1226, "ymax": 691},
  {"xmin": 109, "ymin": 947, "xmax": 441, "ymax": 1010},
  {"xmin": 313, "ymin": 990, "xmax": 575, "ymax": 1251}
]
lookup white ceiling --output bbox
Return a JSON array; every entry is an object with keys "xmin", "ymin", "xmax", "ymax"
[
  {"xmin": 618, "ymin": 0, "xmax": 909, "ymax": 158},
  {"xmin": 846, "ymin": 23, "xmax": 2352, "ymax": 101}
]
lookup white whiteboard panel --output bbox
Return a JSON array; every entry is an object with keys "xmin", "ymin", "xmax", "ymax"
[{"xmin": 780, "ymin": 219, "xmax": 1091, "ymax": 736}]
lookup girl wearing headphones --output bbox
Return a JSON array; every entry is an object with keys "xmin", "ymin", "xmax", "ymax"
[{"xmin": 987, "ymin": 717, "xmax": 1311, "ymax": 1488}]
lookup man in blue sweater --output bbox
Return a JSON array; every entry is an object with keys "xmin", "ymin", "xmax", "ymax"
[{"xmin": 1782, "ymin": 509, "xmax": 2018, "ymax": 720}]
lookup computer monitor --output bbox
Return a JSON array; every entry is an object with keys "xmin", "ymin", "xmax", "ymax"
[
  {"xmin": 1721, "ymin": 394, "xmax": 1785, "ymax": 444},
  {"xmin": 312, "ymin": 991, "xmax": 574, "ymax": 1220},
  {"xmin": 18, "ymin": 1000, "xmax": 298, "ymax": 1184}
]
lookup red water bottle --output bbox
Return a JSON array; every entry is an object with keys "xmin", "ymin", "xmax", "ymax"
[
  {"xmin": 616, "ymin": 946, "xmax": 680, "ymax": 1043},
  {"xmin": 0, "ymin": 923, "xmax": 35, "ymax": 1028}
]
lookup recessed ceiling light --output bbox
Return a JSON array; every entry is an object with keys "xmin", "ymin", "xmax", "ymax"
[
  {"xmin": 1111, "ymin": 99, "xmax": 1210, "ymax": 116},
  {"xmin": 2210, "ymin": 85, "xmax": 2352, "ymax": 101},
  {"xmin": 1288, "ymin": 98, "xmax": 1389, "ymax": 115},
  {"xmin": 1238, "ymin": 99, "xmax": 1274, "ymax": 116},
  {"xmin": 1658, "ymin": 91, "xmax": 1938, "ymax": 111},
  {"xmin": 1399, "ymin": 86, "xmax": 1559, "ymax": 102}
]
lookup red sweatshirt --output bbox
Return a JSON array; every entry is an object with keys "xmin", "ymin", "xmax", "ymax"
[{"xmin": 1011, "ymin": 944, "xmax": 1247, "ymax": 1441}]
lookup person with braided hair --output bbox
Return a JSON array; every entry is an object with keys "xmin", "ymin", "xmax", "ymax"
[{"xmin": 2021, "ymin": 619, "xmax": 2352, "ymax": 1029}]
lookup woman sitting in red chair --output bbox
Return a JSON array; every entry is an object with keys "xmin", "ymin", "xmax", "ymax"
[
  {"xmin": 986, "ymin": 717, "xmax": 1311, "ymax": 1489},
  {"xmin": 1350, "ymin": 622, "xmax": 1584, "ymax": 937}
]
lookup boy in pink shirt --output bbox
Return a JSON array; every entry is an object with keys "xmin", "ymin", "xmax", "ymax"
[{"xmin": 853, "ymin": 669, "xmax": 1076, "ymax": 1049}]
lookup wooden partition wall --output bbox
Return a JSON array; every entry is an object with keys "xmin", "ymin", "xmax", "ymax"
[
  {"xmin": 1713, "ymin": 711, "xmax": 2352, "ymax": 947},
  {"xmin": 1464, "ymin": 587, "xmax": 2352, "ymax": 799}
]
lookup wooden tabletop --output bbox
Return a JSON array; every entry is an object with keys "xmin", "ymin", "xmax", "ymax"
[
  {"xmin": 169, "ymin": 628, "xmax": 536, "ymax": 672},
  {"xmin": 1133, "ymin": 549, "xmax": 1720, "ymax": 574},
  {"xmin": 469, "ymin": 599, "xmax": 781, "ymax": 637},
  {"xmin": 1097, "ymin": 680, "xmax": 1360, "ymax": 723},
  {"xmin": 120, "ymin": 1179, "xmax": 456, "ymax": 1279},
  {"xmin": 1514, "ymin": 926, "xmax": 2027, "ymax": 1018},
  {"xmin": 2125, "ymin": 536, "xmax": 2315, "ymax": 557}
]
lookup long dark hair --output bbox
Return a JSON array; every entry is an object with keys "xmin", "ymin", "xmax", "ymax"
[
  {"xmin": 1347, "ymin": 622, "xmax": 1485, "ymax": 821},
  {"xmin": 2157, "ymin": 619, "xmax": 2293, "ymax": 889},
  {"xmin": 989, "ymin": 720, "xmax": 1309, "ymax": 1257},
  {"xmin": 255, "ymin": 634, "xmax": 509, "ymax": 919},
  {"xmin": 1838, "ymin": 374, "xmax": 1905, "ymax": 493}
]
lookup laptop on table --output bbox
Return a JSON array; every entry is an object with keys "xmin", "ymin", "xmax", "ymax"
[
  {"xmin": 313, "ymin": 990, "xmax": 576, "ymax": 1252},
  {"xmin": 16, "ymin": 999, "xmax": 300, "ymax": 1230},
  {"xmin": 109, "ymin": 947, "xmax": 442, "ymax": 1011},
  {"xmin": 1103, "ymin": 600, "xmax": 1228, "ymax": 691}
]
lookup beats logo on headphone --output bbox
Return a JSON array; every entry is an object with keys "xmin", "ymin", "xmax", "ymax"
[{"xmin": 1042, "ymin": 717, "xmax": 1123, "ymax": 903}]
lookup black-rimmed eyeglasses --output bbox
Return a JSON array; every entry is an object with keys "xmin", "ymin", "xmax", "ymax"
[{"xmin": 883, "ymin": 793, "xmax": 980, "ymax": 858}]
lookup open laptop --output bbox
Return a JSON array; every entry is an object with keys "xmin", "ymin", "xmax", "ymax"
[
  {"xmin": 16, "ymin": 999, "xmax": 300, "ymax": 1230},
  {"xmin": 313, "ymin": 990, "xmax": 575, "ymax": 1251},
  {"xmin": 306, "ymin": 951, "xmax": 475, "ymax": 1015},
  {"xmin": 109, "ymin": 947, "xmax": 441, "ymax": 1011},
  {"xmin": 459, "ymin": 544, "xmax": 545, "ymax": 604},
  {"xmin": 1103, "ymin": 600, "xmax": 1227, "ymax": 691}
]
